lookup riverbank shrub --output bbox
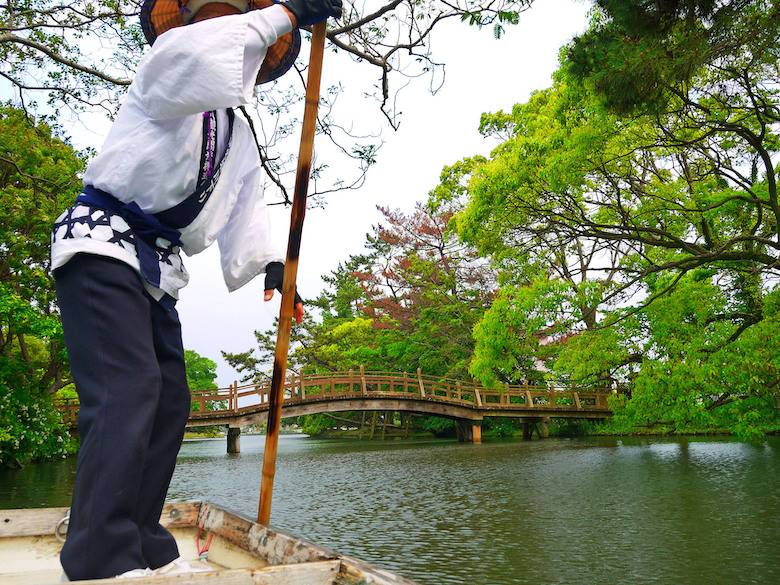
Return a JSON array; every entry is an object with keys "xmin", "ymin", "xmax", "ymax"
[
  {"xmin": 416, "ymin": 416, "xmax": 456, "ymax": 438},
  {"xmin": 483, "ymin": 417, "xmax": 521, "ymax": 438},
  {"xmin": 0, "ymin": 382, "xmax": 76, "ymax": 468},
  {"xmin": 549, "ymin": 419, "xmax": 597, "ymax": 437},
  {"xmin": 184, "ymin": 427, "xmax": 223, "ymax": 438},
  {"xmin": 298, "ymin": 414, "xmax": 332, "ymax": 436}
]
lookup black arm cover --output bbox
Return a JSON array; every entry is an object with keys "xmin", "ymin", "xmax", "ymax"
[
  {"xmin": 264, "ymin": 261, "xmax": 303, "ymax": 306},
  {"xmin": 283, "ymin": 0, "xmax": 342, "ymax": 27}
]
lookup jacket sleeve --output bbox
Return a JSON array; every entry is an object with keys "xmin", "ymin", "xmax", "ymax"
[
  {"xmin": 216, "ymin": 164, "xmax": 285, "ymax": 292},
  {"xmin": 132, "ymin": 6, "xmax": 293, "ymax": 119}
]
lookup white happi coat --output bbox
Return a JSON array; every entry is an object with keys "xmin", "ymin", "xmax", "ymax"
[{"xmin": 51, "ymin": 6, "xmax": 293, "ymax": 300}]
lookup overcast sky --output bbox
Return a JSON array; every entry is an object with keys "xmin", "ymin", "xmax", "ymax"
[{"xmin": 52, "ymin": 0, "xmax": 593, "ymax": 386}]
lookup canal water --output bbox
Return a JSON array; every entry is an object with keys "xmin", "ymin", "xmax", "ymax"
[{"xmin": 1, "ymin": 435, "xmax": 779, "ymax": 585}]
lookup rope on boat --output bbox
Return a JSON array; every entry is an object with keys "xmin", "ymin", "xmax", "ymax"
[{"xmin": 196, "ymin": 504, "xmax": 213, "ymax": 561}]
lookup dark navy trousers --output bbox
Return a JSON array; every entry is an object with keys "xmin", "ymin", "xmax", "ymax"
[{"xmin": 55, "ymin": 254, "xmax": 191, "ymax": 580}]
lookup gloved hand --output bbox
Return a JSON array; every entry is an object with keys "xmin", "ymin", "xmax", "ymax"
[
  {"xmin": 282, "ymin": 0, "xmax": 342, "ymax": 27},
  {"xmin": 264, "ymin": 261, "xmax": 305, "ymax": 323}
]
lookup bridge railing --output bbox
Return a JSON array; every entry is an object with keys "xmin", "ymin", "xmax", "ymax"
[
  {"xmin": 413, "ymin": 372, "xmax": 611, "ymax": 409},
  {"xmin": 53, "ymin": 398, "xmax": 79, "ymax": 427},
  {"xmin": 55, "ymin": 369, "xmax": 613, "ymax": 422},
  {"xmin": 187, "ymin": 368, "xmax": 613, "ymax": 415}
]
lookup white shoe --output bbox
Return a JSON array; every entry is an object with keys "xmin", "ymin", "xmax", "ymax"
[
  {"xmin": 116, "ymin": 568, "xmax": 154, "ymax": 579},
  {"xmin": 60, "ymin": 567, "xmax": 153, "ymax": 581},
  {"xmin": 155, "ymin": 557, "xmax": 212, "ymax": 575}
]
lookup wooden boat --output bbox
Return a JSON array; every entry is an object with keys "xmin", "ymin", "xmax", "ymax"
[{"xmin": 0, "ymin": 501, "xmax": 420, "ymax": 585}]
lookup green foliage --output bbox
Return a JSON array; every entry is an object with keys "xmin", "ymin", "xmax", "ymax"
[
  {"xmin": 0, "ymin": 105, "xmax": 84, "ymax": 467},
  {"xmin": 556, "ymin": 275, "xmax": 780, "ymax": 440},
  {"xmin": 550, "ymin": 418, "xmax": 597, "ymax": 437},
  {"xmin": 567, "ymin": 0, "xmax": 779, "ymax": 115},
  {"xmin": 435, "ymin": 0, "xmax": 780, "ymax": 439},
  {"xmin": 348, "ymin": 202, "xmax": 497, "ymax": 380},
  {"xmin": 470, "ymin": 280, "xmax": 587, "ymax": 387},
  {"xmin": 416, "ymin": 416, "xmax": 455, "ymax": 438},
  {"xmin": 297, "ymin": 414, "xmax": 332, "ymax": 436},
  {"xmin": 483, "ymin": 417, "xmax": 520, "ymax": 438},
  {"xmin": 184, "ymin": 349, "xmax": 225, "ymax": 414},
  {"xmin": 185, "ymin": 349, "xmax": 218, "ymax": 391},
  {"xmin": 0, "ymin": 105, "xmax": 83, "ymax": 391},
  {"xmin": 54, "ymin": 383, "xmax": 78, "ymax": 401}
]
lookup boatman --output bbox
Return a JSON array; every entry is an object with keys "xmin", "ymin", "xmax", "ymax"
[{"xmin": 51, "ymin": 0, "xmax": 341, "ymax": 579}]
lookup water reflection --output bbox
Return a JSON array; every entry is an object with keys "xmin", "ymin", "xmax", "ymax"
[
  {"xmin": 1, "ymin": 435, "xmax": 778, "ymax": 585},
  {"xmin": 0, "ymin": 455, "xmax": 76, "ymax": 508}
]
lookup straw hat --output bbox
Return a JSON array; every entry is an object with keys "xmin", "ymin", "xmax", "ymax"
[{"xmin": 140, "ymin": 0, "xmax": 301, "ymax": 84}]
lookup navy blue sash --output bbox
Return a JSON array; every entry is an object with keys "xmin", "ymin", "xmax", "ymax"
[{"xmin": 77, "ymin": 185, "xmax": 181, "ymax": 289}]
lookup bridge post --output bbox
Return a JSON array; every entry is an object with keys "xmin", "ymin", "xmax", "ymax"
[
  {"xmin": 456, "ymin": 420, "xmax": 483, "ymax": 443},
  {"xmin": 473, "ymin": 386, "xmax": 483, "ymax": 407},
  {"xmin": 540, "ymin": 416, "xmax": 550, "ymax": 438},
  {"xmin": 369, "ymin": 411, "xmax": 378, "ymax": 439},
  {"xmin": 358, "ymin": 411, "xmax": 366, "ymax": 440},
  {"xmin": 227, "ymin": 426, "xmax": 241, "ymax": 453},
  {"xmin": 455, "ymin": 421, "xmax": 472, "ymax": 442}
]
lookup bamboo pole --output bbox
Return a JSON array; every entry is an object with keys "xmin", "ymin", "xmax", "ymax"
[{"xmin": 258, "ymin": 21, "xmax": 327, "ymax": 525}]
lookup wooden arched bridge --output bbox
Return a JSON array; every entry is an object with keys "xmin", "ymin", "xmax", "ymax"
[{"xmin": 55, "ymin": 368, "xmax": 613, "ymax": 447}]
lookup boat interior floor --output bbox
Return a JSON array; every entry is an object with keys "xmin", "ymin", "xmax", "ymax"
[{"xmin": 0, "ymin": 502, "xmax": 417, "ymax": 585}]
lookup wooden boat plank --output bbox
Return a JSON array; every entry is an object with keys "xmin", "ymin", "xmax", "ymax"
[
  {"xmin": 0, "ymin": 507, "xmax": 69, "ymax": 538},
  {"xmin": 160, "ymin": 502, "xmax": 201, "ymax": 530},
  {"xmin": 197, "ymin": 504, "xmax": 337, "ymax": 566},
  {"xmin": 337, "ymin": 554, "xmax": 421, "ymax": 585}
]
